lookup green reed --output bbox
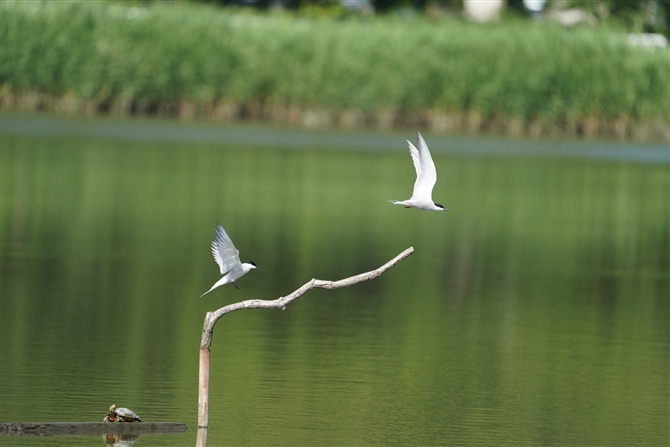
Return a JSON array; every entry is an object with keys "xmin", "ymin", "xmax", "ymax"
[{"xmin": 1, "ymin": 1, "xmax": 668, "ymax": 139}]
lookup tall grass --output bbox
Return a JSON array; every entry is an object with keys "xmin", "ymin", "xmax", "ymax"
[{"xmin": 1, "ymin": 1, "xmax": 668, "ymax": 139}]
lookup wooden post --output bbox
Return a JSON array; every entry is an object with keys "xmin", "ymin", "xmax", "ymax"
[
  {"xmin": 197, "ymin": 346, "xmax": 210, "ymax": 428},
  {"xmin": 196, "ymin": 247, "xmax": 414, "ymax": 441}
]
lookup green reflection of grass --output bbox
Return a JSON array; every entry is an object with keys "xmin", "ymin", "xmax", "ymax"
[{"xmin": 1, "ymin": 133, "xmax": 668, "ymax": 445}]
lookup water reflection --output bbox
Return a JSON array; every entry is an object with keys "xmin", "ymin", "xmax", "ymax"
[
  {"xmin": 1, "ymin": 118, "xmax": 668, "ymax": 446},
  {"xmin": 103, "ymin": 433, "xmax": 138, "ymax": 446},
  {"xmin": 195, "ymin": 428, "xmax": 207, "ymax": 447},
  {"xmin": 2, "ymin": 114, "xmax": 668, "ymax": 163}
]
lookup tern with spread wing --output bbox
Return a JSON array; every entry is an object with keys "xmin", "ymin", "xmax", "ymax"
[
  {"xmin": 389, "ymin": 132, "xmax": 448, "ymax": 212},
  {"xmin": 200, "ymin": 223, "xmax": 260, "ymax": 297}
]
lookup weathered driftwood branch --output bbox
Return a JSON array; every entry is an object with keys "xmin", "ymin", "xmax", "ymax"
[
  {"xmin": 199, "ymin": 246, "xmax": 415, "ymax": 350},
  {"xmin": 197, "ymin": 246, "xmax": 414, "ymax": 432}
]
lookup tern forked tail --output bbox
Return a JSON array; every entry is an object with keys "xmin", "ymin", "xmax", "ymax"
[{"xmin": 389, "ymin": 199, "xmax": 413, "ymax": 208}]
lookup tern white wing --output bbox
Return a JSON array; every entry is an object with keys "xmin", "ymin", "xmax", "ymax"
[
  {"xmin": 409, "ymin": 132, "xmax": 437, "ymax": 202},
  {"xmin": 211, "ymin": 223, "xmax": 241, "ymax": 275}
]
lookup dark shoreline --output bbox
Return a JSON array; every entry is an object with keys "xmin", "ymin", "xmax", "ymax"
[{"xmin": 2, "ymin": 91, "xmax": 667, "ymax": 143}]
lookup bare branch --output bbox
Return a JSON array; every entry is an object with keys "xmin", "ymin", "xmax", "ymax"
[
  {"xmin": 199, "ymin": 246, "xmax": 414, "ymax": 350},
  {"xmin": 196, "ymin": 246, "xmax": 414, "ymax": 432}
]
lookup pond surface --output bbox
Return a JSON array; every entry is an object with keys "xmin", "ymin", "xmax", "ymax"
[{"xmin": 1, "ymin": 114, "xmax": 668, "ymax": 446}]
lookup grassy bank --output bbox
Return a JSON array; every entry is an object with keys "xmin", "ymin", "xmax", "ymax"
[{"xmin": 1, "ymin": 2, "xmax": 668, "ymax": 140}]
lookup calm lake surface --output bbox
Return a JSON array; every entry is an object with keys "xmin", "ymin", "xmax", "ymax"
[{"xmin": 1, "ymin": 114, "xmax": 668, "ymax": 446}]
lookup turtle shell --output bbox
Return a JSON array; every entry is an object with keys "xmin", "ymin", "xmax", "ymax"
[{"xmin": 115, "ymin": 407, "xmax": 143, "ymax": 422}]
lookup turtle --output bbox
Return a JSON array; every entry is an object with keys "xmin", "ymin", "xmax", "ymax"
[
  {"xmin": 103, "ymin": 404, "xmax": 143, "ymax": 422},
  {"xmin": 103, "ymin": 409, "xmax": 117, "ymax": 422}
]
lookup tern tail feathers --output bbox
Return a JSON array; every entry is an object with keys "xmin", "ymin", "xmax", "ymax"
[
  {"xmin": 200, "ymin": 288, "xmax": 214, "ymax": 298},
  {"xmin": 200, "ymin": 275, "xmax": 231, "ymax": 297},
  {"xmin": 389, "ymin": 199, "xmax": 411, "ymax": 206}
]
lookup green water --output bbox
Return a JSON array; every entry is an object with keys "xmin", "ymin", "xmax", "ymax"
[{"xmin": 1, "ymin": 115, "xmax": 668, "ymax": 446}]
